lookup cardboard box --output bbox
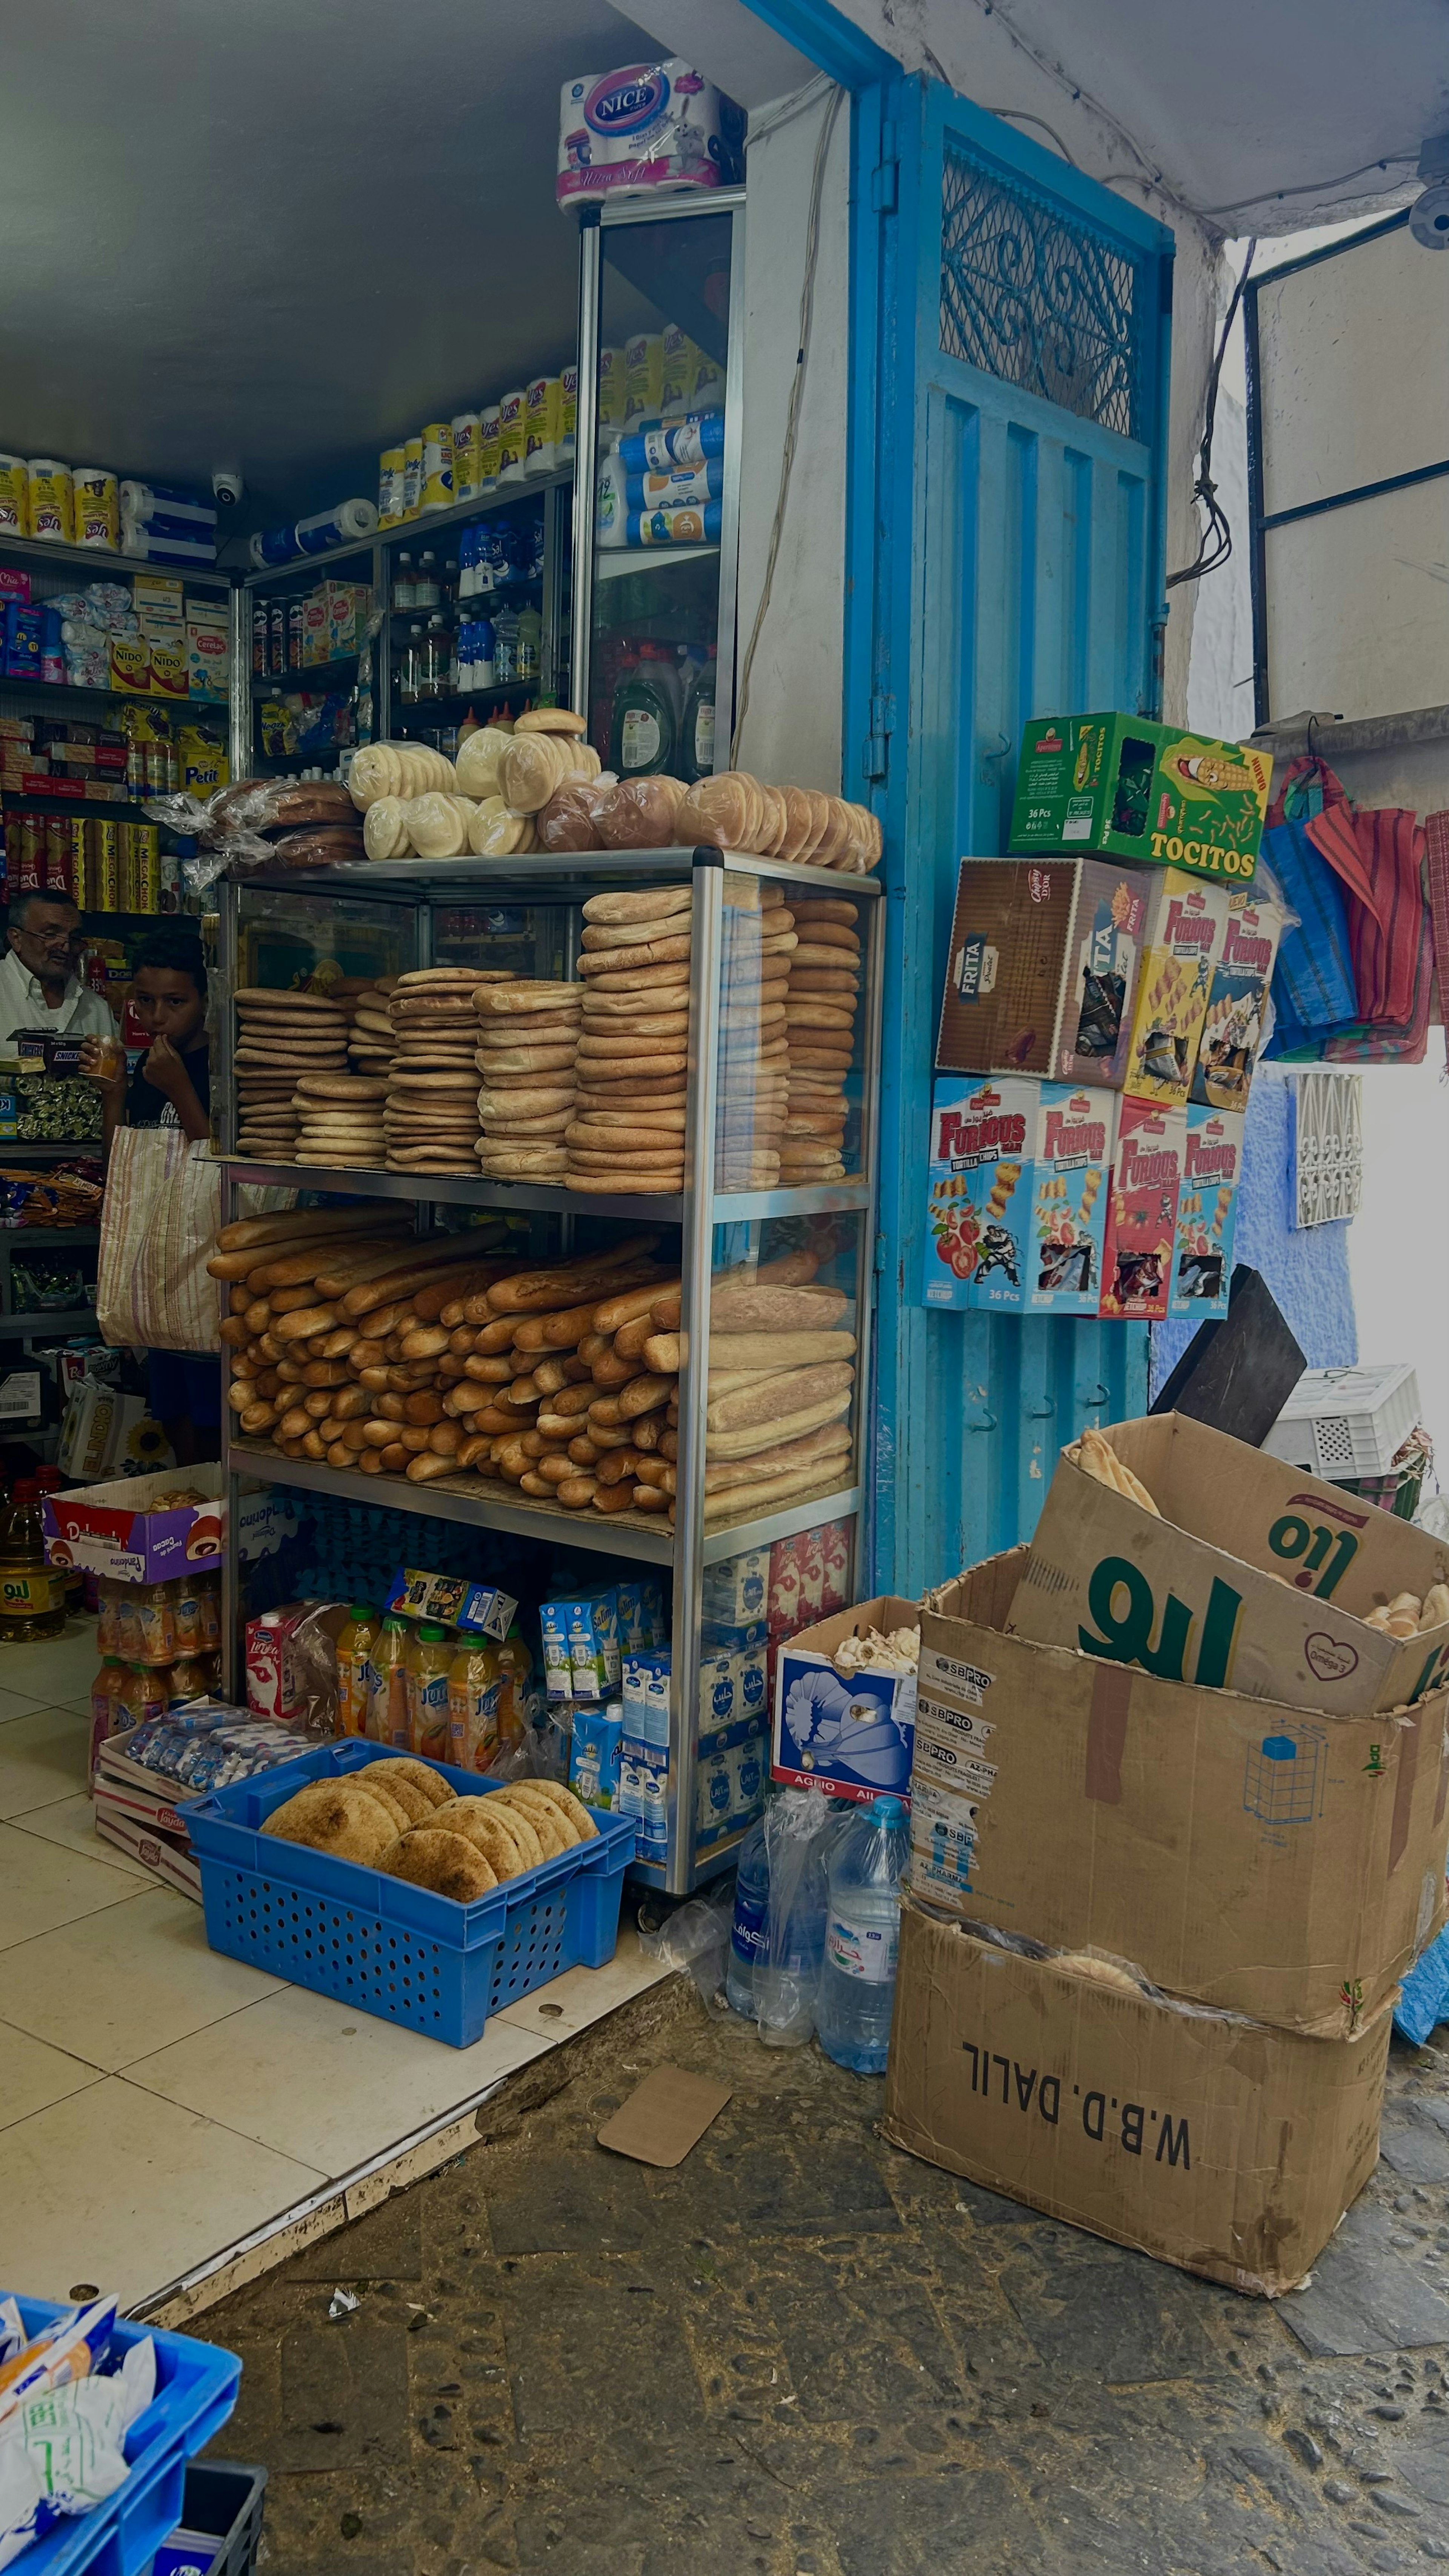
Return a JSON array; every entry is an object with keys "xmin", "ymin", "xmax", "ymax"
[
  {"xmin": 1098, "ymin": 1097, "xmax": 1185, "ymax": 1321},
  {"xmin": 1008, "ymin": 714, "xmax": 1272, "ymax": 881},
  {"xmin": 772, "ymin": 1595, "xmax": 919, "ymax": 1802},
  {"xmin": 1027, "ymin": 1081, "xmax": 1116, "ymax": 1314},
  {"xmin": 1190, "ymin": 889, "xmax": 1284, "ymax": 1110},
  {"xmin": 1010, "ymin": 1412, "xmax": 1449, "ymax": 1716},
  {"xmin": 921, "ymin": 1075, "xmax": 1035, "ymax": 1311},
  {"xmin": 915, "ymin": 1547, "xmax": 1449, "ymax": 2035},
  {"xmin": 1120, "ymin": 871, "xmax": 1232, "ymax": 1107},
  {"xmin": 43, "ymin": 1463, "xmax": 225, "ymax": 1581},
  {"xmin": 935, "ymin": 857, "xmax": 1154, "ymax": 1087},
  {"xmin": 1168, "ymin": 1106, "xmax": 1243, "ymax": 1321},
  {"xmin": 184, "ymin": 609, "xmax": 229, "ymax": 700},
  {"xmin": 94, "ymin": 1801, "xmax": 202, "ymax": 1902},
  {"xmin": 881, "ymin": 1899, "xmax": 1389, "ymax": 2296}
]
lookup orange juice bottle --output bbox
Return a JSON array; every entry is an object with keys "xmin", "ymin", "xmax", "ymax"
[
  {"xmin": 448, "ymin": 1638, "xmax": 501, "ymax": 1773},
  {"xmin": 366, "ymin": 1613, "xmax": 410, "ymax": 1747},
  {"xmin": 407, "ymin": 1623, "xmax": 452, "ymax": 1761},
  {"xmin": 335, "ymin": 1603, "xmax": 380, "ymax": 1737},
  {"xmin": 495, "ymin": 1625, "xmax": 534, "ymax": 1752}
]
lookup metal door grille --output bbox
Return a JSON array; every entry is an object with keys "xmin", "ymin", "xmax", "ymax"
[{"xmin": 941, "ymin": 144, "xmax": 1144, "ymax": 439}]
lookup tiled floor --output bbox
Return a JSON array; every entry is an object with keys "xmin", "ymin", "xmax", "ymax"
[{"xmin": 0, "ymin": 1622, "xmax": 670, "ymax": 2311}]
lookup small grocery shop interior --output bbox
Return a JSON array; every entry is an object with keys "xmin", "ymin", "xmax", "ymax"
[{"xmin": 4, "ymin": 0, "xmax": 1449, "ymax": 2564}]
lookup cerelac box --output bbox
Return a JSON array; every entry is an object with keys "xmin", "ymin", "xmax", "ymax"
[
  {"xmin": 1121, "ymin": 872, "xmax": 1231, "ymax": 1107},
  {"xmin": 1169, "ymin": 1106, "xmax": 1243, "ymax": 1320},
  {"xmin": 935, "ymin": 857, "xmax": 1153, "ymax": 1089},
  {"xmin": 922, "ymin": 1076, "xmax": 1035, "ymax": 1312},
  {"xmin": 1099, "ymin": 1097, "xmax": 1185, "ymax": 1321},
  {"xmin": 1028, "ymin": 1082, "xmax": 1116, "ymax": 1315}
]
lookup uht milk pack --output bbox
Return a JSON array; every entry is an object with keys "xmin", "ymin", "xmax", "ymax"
[
  {"xmin": 1170, "ymin": 1106, "xmax": 1244, "ymax": 1319},
  {"xmin": 923, "ymin": 1077, "xmax": 1035, "ymax": 1311},
  {"xmin": 1028, "ymin": 1083, "xmax": 1116, "ymax": 1314}
]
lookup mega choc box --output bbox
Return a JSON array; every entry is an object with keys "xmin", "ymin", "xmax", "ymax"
[{"xmin": 1009, "ymin": 714, "xmax": 1272, "ymax": 881}]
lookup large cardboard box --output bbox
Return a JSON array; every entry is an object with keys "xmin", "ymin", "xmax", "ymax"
[
  {"xmin": 915, "ymin": 1549, "xmax": 1449, "ymax": 2036},
  {"xmin": 1011, "ymin": 1413, "xmax": 1449, "ymax": 1716},
  {"xmin": 934, "ymin": 856, "xmax": 1154, "ymax": 1087},
  {"xmin": 44, "ymin": 1463, "xmax": 225, "ymax": 1580},
  {"xmin": 882, "ymin": 1899, "xmax": 1390, "ymax": 2296},
  {"xmin": 772, "ymin": 1595, "xmax": 919, "ymax": 1802},
  {"xmin": 1007, "ymin": 713, "xmax": 1271, "ymax": 880}
]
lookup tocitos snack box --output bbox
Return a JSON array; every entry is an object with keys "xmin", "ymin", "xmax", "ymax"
[{"xmin": 1009, "ymin": 714, "xmax": 1272, "ymax": 883}]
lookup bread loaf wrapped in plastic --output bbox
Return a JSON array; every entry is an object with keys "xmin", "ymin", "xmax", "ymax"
[
  {"xmin": 535, "ymin": 777, "xmax": 616, "ymax": 851},
  {"xmin": 455, "ymin": 725, "xmax": 514, "ymax": 799},
  {"xmin": 596, "ymin": 774, "xmax": 688, "ymax": 849},
  {"xmin": 363, "ymin": 795, "xmax": 412, "ymax": 862}
]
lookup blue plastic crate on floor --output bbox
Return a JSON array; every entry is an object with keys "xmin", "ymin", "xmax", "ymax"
[
  {"xmin": 8, "ymin": 2296, "xmax": 239, "ymax": 2576},
  {"xmin": 185, "ymin": 1742, "xmax": 635, "ymax": 2047}
]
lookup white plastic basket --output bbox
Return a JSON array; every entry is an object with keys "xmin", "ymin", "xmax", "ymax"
[{"xmin": 1263, "ymin": 1364, "xmax": 1421, "ymax": 1481}]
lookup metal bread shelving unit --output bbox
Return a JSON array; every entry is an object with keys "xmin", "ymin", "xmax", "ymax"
[{"xmin": 217, "ymin": 844, "xmax": 882, "ymax": 1893}]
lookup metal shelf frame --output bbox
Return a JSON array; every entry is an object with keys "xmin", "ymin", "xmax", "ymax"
[{"xmin": 218, "ymin": 845, "xmax": 883, "ymax": 1893}]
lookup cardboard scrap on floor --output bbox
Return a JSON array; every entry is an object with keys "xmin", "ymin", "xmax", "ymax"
[{"xmin": 597, "ymin": 2065, "xmax": 732, "ymax": 2167}]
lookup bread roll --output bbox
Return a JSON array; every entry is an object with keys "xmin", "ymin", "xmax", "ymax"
[
  {"xmin": 454, "ymin": 726, "xmax": 514, "ymax": 798},
  {"xmin": 363, "ymin": 796, "xmax": 413, "ymax": 862},
  {"xmin": 499, "ymin": 731, "xmax": 570, "ymax": 812},
  {"xmin": 261, "ymin": 1779, "xmax": 399, "ymax": 1866},
  {"xmin": 384, "ymin": 1827, "xmax": 497, "ymax": 1900},
  {"xmin": 597, "ymin": 775, "xmax": 689, "ymax": 849},
  {"xmin": 536, "ymin": 779, "xmax": 609, "ymax": 851}
]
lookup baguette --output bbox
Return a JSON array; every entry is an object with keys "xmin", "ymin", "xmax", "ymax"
[
  {"xmin": 342, "ymin": 1236, "xmax": 498, "ymax": 1315},
  {"xmin": 701, "ymin": 1423, "xmax": 852, "ymax": 1492},
  {"xmin": 592, "ymin": 1275, "xmax": 681, "ymax": 1334},
  {"xmin": 254, "ymin": 1232, "xmax": 412, "ymax": 1292},
  {"xmin": 708, "ymin": 1285, "xmax": 848, "ymax": 1333},
  {"xmin": 697, "ymin": 1462, "xmax": 848, "ymax": 1525},
  {"xmin": 706, "ymin": 1392, "xmax": 853, "ymax": 1458},
  {"xmin": 706, "ymin": 1361, "xmax": 855, "ymax": 1433},
  {"xmin": 616, "ymin": 1372, "xmax": 675, "ymax": 1419},
  {"xmin": 272, "ymin": 1303, "xmax": 341, "ymax": 1343},
  {"xmin": 483, "ymin": 1238, "xmax": 661, "ymax": 1314},
  {"xmin": 216, "ymin": 1206, "xmax": 386, "ymax": 1253}
]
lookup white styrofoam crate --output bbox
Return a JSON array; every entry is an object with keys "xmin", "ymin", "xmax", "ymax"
[{"xmin": 1263, "ymin": 1364, "xmax": 1421, "ymax": 1480}]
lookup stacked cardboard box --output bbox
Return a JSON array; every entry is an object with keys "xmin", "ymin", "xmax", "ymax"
[{"xmin": 884, "ymin": 1413, "xmax": 1449, "ymax": 2296}]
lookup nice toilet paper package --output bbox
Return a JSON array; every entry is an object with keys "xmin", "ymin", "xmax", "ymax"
[{"xmin": 558, "ymin": 61, "xmax": 743, "ymax": 205}]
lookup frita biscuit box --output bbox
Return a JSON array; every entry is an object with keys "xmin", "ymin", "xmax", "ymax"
[
  {"xmin": 1009, "ymin": 714, "xmax": 1272, "ymax": 880},
  {"xmin": 1191, "ymin": 890, "xmax": 1284, "ymax": 1110},
  {"xmin": 922, "ymin": 1076, "xmax": 1035, "ymax": 1312},
  {"xmin": 935, "ymin": 857, "xmax": 1153, "ymax": 1089},
  {"xmin": 1121, "ymin": 870, "xmax": 1231, "ymax": 1107},
  {"xmin": 1028, "ymin": 1082, "xmax": 1116, "ymax": 1315},
  {"xmin": 1099, "ymin": 1096, "xmax": 1185, "ymax": 1321},
  {"xmin": 1169, "ymin": 1106, "xmax": 1243, "ymax": 1321}
]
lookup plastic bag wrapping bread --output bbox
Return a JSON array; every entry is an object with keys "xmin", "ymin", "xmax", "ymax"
[
  {"xmin": 535, "ymin": 775, "xmax": 618, "ymax": 851},
  {"xmin": 0, "ymin": 2295, "xmax": 157, "ymax": 2571},
  {"xmin": 147, "ymin": 778, "xmax": 364, "ymax": 891},
  {"xmin": 597, "ymin": 774, "xmax": 688, "ymax": 848}
]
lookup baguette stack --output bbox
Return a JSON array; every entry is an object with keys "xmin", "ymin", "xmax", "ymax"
[
  {"xmin": 569, "ymin": 887, "xmax": 694, "ymax": 1196},
  {"xmin": 474, "ymin": 980, "xmax": 583, "ymax": 1181},
  {"xmin": 715, "ymin": 883, "xmax": 794, "ymax": 1190},
  {"xmin": 235, "ymin": 986, "xmax": 349, "ymax": 1164},
  {"xmin": 385, "ymin": 967, "xmax": 512, "ymax": 1177},
  {"xmin": 639, "ymin": 1264, "xmax": 856, "ymax": 1528},
  {"xmin": 783, "ymin": 896, "xmax": 862, "ymax": 1186}
]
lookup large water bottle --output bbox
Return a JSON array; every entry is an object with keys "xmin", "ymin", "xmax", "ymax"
[
  {"xmin": 755, "ymin": 1786, "xmax": 834, "ymax": 2047},
  {"xmin": 815, "ymin": 1795, "xmax": 911, "ymax": 2075},
  {"xmin": 725, "ymin": 1814, "xmax": 769, "ymax": 2019}
]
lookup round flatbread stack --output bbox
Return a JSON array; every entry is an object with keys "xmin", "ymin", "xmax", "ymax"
[
  {"xmin": 234, "ymin": 987, "xmax": 349, "ymax": 1165},
  {"xmin": 782, "ymin": 898, "xmax": 860, "ymax": 1183},
  {"xmin": 292, "ymin": 1072, "xmax": 388, "ymax": 1170},
  {"xmin": 473, "ymin": 979, "xmax": 582, "ymax": 1179},
  {"xmin": 569, "ymin": 885, "xmax": 694, "ymax": 1194},
  {"xmin": 385, "ymin": 967, "xmax": 510, "ymax": 1174},
  {"xmin": 347, "ymin": 978, "xmax": 399, "ymax": 1077}
]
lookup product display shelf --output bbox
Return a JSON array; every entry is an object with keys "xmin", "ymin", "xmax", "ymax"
[
  {"xmin": 595, "ymin": 543, "xmax": 719, "ymax": 585},
  {"xmin": 0, "ymin": 1221, "xmax": 99, "ymax": 1335},
  {"xmin": 218, "ymin": 844, "xmax": 882, "ymax": 1893},
  {"xmin": 0, "ymin": 531, "xmax": 233, "ymax": 584},
  {"xmin": 251, "ymin": 656, "xmax": 358, "ymax": 698}
]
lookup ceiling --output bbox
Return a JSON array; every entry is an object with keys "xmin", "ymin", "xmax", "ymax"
[{"xmin": 0, "ymin": 0, "xmax": 667, "ymax": 537}]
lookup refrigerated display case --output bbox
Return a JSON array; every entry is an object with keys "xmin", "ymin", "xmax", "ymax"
[{"xmin": 571, "ymin": 192, "xmax": 744, "ymax": 780}]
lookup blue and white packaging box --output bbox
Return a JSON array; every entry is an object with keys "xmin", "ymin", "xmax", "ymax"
[
  {"xmin": 623, "ymin": 1647, "xmax": 671, "ymax": 1747},
  {"xmin": 618, "ymin": 1733, "xmax": 668, "ymax": 1862},
  {"xmin": 695, "ymin": 1716, "xmax": 768, "ymax": 1850},
  {"xmin": 570, "ymin": 1702, "xmax": 624, "ymax": 1809},
  {"xmin": 616, "ymin": 1576, "xmax": 667, "ymax": 1653},
  {"xmin": 703, "ymin": 1546, "xmax": 769, "ymax": 1628},
  {"xmin": 539, "ymin": 1599, "xmax": 573, "ymax": 1704},
  {"xmin": 542, "ymin": 1588, "xmax": 620, "ymax": 1701},
  {"xmin": 773, "ymin": 1594, "xmax": 919, "ymax": 1805}
]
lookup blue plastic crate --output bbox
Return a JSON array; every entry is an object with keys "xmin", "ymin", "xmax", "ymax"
[
  {"xmin": 6, "ymin": 2296, "xmax": 239, "ymax": 2576},
  {"xmin": 185, "ymin": 1742, "xmax": 635, "ymax": 2047}
]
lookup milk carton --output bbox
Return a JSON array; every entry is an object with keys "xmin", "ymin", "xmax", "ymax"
[
  {"xmin": 570, "ymin": 1703, "xmax": 624, "ymax": 1810},
  {"xmin": 619, "ymin": 1735, "xmax": 668, "ymax": 1862},
  {"xmin": 623, "ymin": 1647, "xmax": 670, "ymax": 1747},
  {"xmin": 1027, "ymin": 1082, "xmax": 1116, "ymax": 1315},
  {"xmin": 1169, "ymin": 1106, "xmax": 1244, "ymax": 1321},
  {"xmin": 616, "ymin": 1575, "xmax": 666, "ymax": 1653},
  {"xmin": 922, "ymin": 1076, "xmax": 1036, "ymax": 1312},
  {"xmin": 703, "ymin": 1546, "xmax": 768, "ymax": 1630}
]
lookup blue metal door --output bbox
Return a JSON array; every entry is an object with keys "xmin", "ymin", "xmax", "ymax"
[{"xmin": 854, "ymin": 78, "xmax": 1176, "ymax": 1597}]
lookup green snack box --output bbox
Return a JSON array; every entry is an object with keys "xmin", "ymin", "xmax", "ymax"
[{"xmin": 1009, "ymin": 714, "xmax": 1272, "ymax": 883}]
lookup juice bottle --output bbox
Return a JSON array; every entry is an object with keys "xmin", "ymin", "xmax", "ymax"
[
  {"xmin": 408, "ymin": 1624, "xmax": 452, "ymax": 1761},
  {"xmin": 0, "ymin": 1479, "xmax": 67, "ymax": 1641},
  {"xmin": 135, "ymin": 1580, "xmax": 177, "ymax": 1666},
  {"xmin": 89, "ymin": 1656, "xmax": 126, "ymax": 1781},
  {"xmin": 173, "ymin": 1575, "xmax": 206, "ymax": 1655},
  {"xmin": 448, "ymin": 1637, "xmax": 501, "ymax": 1773},
  {"xmin": 96, "ymin": 1576, "xmax": 122, "ymax": 1655},
  {"xmin": 168, "ymin": 1653, "xmax": 217, "ymax": 1704},
  {"xmin": 336, "ymin": 1603, "xmax": 381, "ymax": 1738},
  {"xmin": 197, "ymin": 1571, "xmax": 222, "ymax": 1651},
  {"xmin": 495, "ymin": 1625, "xmax": 534, "ymax": 1753},
  {"xmin": 116, "ymin": 1661, "xmax": 167, "ymax": 1728},
  {"xmin": 365, "ymin": 1613, "xmax": 410, "ymax": 1747}
]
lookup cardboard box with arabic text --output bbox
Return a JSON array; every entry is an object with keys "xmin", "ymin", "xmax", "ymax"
[
  {"xmin": 1009, "ymin": 1413, "xmax": 1449, "ymax": 1718},
  {"xmin": 881, "ymin": 1900, "xmax": 1389, "ymax": 2297},
  {"xmin": 912, "ymin": 1548, "xmax": 1449, "ymax": 2036}
]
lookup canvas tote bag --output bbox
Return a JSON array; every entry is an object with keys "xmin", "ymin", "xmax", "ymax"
[{"xmin": 96, "ymin": 1131, "xmax": 223, "ymax": 1353}]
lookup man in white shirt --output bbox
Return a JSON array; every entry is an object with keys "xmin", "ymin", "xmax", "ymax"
[{"xmin": 0, "ymin": 892, "xmax": 118, "ymax": 1048}]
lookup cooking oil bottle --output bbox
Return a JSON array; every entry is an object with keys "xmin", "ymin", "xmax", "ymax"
[{"xmin": 0, "ymin": 1479, "xmax": 67, "ymax": 1640}]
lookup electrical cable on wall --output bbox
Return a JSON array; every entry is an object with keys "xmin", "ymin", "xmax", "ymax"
[
  {"xmin": 731, "ymin": 83, "xmax": 844, "ymax": 767},
  {"xmin": 1166, "ymin": 238, "xmax": 1257, "ymax": 589}
]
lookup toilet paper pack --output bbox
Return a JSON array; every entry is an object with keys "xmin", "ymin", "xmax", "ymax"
[{"xmin": 558, "ymin": 62, "xmax": 744, "ymax": 206}]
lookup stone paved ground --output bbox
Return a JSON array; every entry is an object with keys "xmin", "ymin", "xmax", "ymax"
[{"xmin": 206, "ymin": 1966, "xmax": 1449, "ymax": 2576}]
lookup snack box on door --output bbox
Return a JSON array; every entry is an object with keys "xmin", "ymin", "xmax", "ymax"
[
  {"xmin": 913, "ymin": 1546, "xmax": 1449, "ymax": 2037},
  {"xmin": 772, "ymin": 1594, "xmax": 919, "ymax": 1803},
  {"xmin": 1026, "ymin": 1081, "xmax": 1116, "ymax": 1315},
  {"xmin": 1190, "ymin": 889, "xmax": 1285, "ymax": 1110},
  {"xmin": 1098, "ymin": 1096, "xmax": 1186, "ymax": 1322},
  {"xmin": 1120, "ymin": 871, "xmax": 1232, "ymax": 1107},
  {"xmin": 43, "ymin": 1460, "xmax": 225, "ymax": 1581},
  {"xmin": 882, "ymin": 1900, "xmax": 1389, "ymax": 2298},
  {"xmin": 1008, "ymin": 713, "xmax": 1271, "ymax": 881},
  {"xmin": 1169, "ymin": 1106, "xmax": 1243, "ymax": 1321},
  {"xmin": 935, "ymin": 855, "xmax": 1154, "ymax": 1088},
  {"xmin": 1009, "ymin": 1410, "xmax": 1449, "ymax": 1718},
  {"xmin": 921, "ymin": 1075, "xmax": 1036, "ymax": 1312}
]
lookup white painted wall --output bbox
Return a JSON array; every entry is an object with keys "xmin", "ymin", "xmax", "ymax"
[{"xmin": 1349, "ymin": 1059, "xmax": 1449, "ymax": 1472}]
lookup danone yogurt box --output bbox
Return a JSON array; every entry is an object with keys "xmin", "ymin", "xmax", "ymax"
[
  {"xmin": 922, "ymin": 1076, "xmax": 1036, "ymax": 1312},
  {"xmin": 1099, "ymin": 1096, "xmax": 1186, "ymax": 1322},
  {"xmin": 1028, "ymin": 1082, "xmax": 1116, "ymax": 1314},
  {"xmin": 1169, "ymin": 1107, "xmax": 1244, "ymax": 1321}
]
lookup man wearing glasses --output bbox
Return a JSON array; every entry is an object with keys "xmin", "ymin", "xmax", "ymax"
[{"xmin": 0, "ymin": 891, "xmax": 118, "ymax": 1048}]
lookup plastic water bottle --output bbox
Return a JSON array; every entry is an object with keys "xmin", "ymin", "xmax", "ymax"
[
  {"xmin": 815, "ymin": 1795, "xmax": 910, "ymax": 2075},
  {"xmin": 756, "ymin": 1787, "xmax": 834, "ymax": 2047},
  {"xmin": 726, "ymin": 1814, "xmax": 769, "ymax": 2019}
]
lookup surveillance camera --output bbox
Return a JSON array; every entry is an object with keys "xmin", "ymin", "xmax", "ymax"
[
  {"xmin": 1411, "ymin": 180, "xmax": 1449, "ymax": 247},
  {"xmin": 212, "ymin": 469, "xmax": 244, "ymax": 508}
]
